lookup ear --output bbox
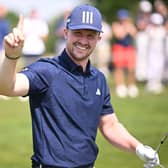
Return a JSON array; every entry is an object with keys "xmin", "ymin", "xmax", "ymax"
[
  {"xmin": 98, "ymin": 34, "xmax": 102, "ymax": 41},
  {"xmin": 64, "ymin": 28, "xmax": 68, "ymax": 40}
]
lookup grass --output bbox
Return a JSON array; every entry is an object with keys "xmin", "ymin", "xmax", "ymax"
[
  {"xmin": 0, "ymin": 82, "xmax": 168, "ymax": 168},
  {"xmin": 0, "ymin": 98, "xmax": 32, "ymax": 168}
]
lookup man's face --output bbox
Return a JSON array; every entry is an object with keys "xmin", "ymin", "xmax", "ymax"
[{"xmin": 64, "ymin": 29, "xmax": 101, "ymax": 63}]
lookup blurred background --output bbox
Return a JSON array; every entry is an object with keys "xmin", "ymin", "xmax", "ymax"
[{"xmin": 0, "ymin": 0, "xmax": 168, "ymax": 167}]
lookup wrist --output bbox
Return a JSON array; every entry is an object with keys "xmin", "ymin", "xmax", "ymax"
[
  {"xmin": 136, "ymin": 143, "xmax": 145, "ymax": 158},
  {"xmin": 5, "ymin": 54, "xmax": 21, "ymax": 60}
]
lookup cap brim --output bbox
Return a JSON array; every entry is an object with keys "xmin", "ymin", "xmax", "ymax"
[{"xmin": 68, "ymin": 25, "xmax": 103, "ymax": 33}]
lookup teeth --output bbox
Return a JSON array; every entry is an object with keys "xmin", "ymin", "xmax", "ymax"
[{"xmin": 76, "ymin": 45, "xmax": 86, "ymax": 50}]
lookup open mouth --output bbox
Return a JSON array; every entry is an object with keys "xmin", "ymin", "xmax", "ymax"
[
  {"xmin": 74, "ymin": 42, "xmax": 89, "ymax": 51},
  {"xmin": 76, "ymin": 45, "xmax": 86, "ymax": 50}
]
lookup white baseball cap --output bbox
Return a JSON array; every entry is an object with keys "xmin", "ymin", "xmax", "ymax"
[
  {"xmin": 139, "ymin": 0, "xmax": 152, "ymax": 13},
  {"xmin": 150, "ymin": 13, "xmax": 164, "ymax": 25}
]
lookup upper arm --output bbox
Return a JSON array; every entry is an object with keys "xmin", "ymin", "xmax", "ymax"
[
  {"xmin": 99, "ymin": 113, "xmax": 122, "ymax": 146},
  {"xmin": 11, "ymin": 73, "xmax": 29, "ymax": 97},
  {"xmin": 99, "ymin": 113, "xmax": 118, "ymax": 133}
]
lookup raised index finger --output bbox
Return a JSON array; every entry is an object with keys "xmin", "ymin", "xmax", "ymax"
[{"xmin": 17, "ymin": 14, "xmax": 24, "ymax": 33}]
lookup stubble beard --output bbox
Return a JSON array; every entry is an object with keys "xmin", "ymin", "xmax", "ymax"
[{"xmin": 68, "ymin": 45, "xmax": 92, "ymax": 63}]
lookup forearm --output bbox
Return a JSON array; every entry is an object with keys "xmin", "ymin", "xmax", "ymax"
[
  {"xmin": 100, "ymin": 114, "xmax": 160, "ymax": 165},
  {"xmin": 99, "ymin": 114, "xmax": 140, "ymax": 153},
  {"xmin": 0, "ymin": 51, "xmax": 18, "ymax": 95},
  {"xmin": 102, "ymin": 122, "xmax": 140, "ymax": 153}
]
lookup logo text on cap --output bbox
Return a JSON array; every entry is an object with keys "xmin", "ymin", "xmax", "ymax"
[{"xmin": 82, "ymin": 11, "xmax": 93, "ymax": 24}]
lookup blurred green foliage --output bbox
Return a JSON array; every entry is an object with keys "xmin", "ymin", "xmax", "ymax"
[
  {"xmin": 91, "ymin": 0, "xmax": 140, "ymax": 22},
  {"xmin": 6, "ymin": 11, "xmax": 18, "ymax": 30}
]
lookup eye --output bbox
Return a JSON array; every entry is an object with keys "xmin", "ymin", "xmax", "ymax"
[
  {"xmin": 73, "ymin": 31, "xmax": 82, "ymax": 37},
  {"xmin": 88, "ymin": 33, "xmax": 99, "ymax": 40},
  {"xmin": 87, "ymin": 34, "xmax": 95, "ymax": 40}
]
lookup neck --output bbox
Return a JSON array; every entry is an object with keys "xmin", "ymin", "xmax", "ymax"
[{"xmin": 65, "ymin": 49, "xmax": 89, "ymax": 72}]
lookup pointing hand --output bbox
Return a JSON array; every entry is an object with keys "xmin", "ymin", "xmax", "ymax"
[{"xmin": 4, "ymin": 14, "xmax": 24, "ymax": 59}]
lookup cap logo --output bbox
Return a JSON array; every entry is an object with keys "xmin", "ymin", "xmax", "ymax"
[{"xmin": 82, "ymin": 11, "xmax": 93, "ymax": 24}]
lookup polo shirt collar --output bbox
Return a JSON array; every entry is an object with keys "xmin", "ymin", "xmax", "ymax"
[{"xmin": 58, "ymin": 49, "xmax": 91, "ymax": 75}]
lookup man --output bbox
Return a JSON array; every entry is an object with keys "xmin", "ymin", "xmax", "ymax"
[
  {"xmin": 22, "ymin": 9, "xmax": 49, "ymax": 67},
  {"xmin": 0, "ymin": 4, "xmax": 160, "ymax": 168},
  {"xmin": 111, "ymin": 9, "xmax": 138, "ymax": 98}
]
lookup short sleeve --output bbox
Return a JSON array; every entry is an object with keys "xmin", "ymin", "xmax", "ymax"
[
  {"xmin": 20, "ymin": 61, "xmax": 52, "ymax": 95},
  {"xmin": 101, "ymin": 75, "xmax": 114, "ymax": 115}
]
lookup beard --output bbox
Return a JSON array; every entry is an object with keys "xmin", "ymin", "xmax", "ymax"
[{"xmin": 66, "ymin": 42, "xmax": 93, "ymax": 63}]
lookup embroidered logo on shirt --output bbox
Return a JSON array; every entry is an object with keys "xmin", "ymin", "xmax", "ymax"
[
  {"xmin": 96, "ymin": 88, "xmax": 101, "ymax": 96},
  {"xmin": 22, "ymin": 67, "xmax": 29, "ymax": 71}
]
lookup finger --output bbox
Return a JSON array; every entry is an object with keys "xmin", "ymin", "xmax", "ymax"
[
  {"xmin": 13, "ymin": 27, "xmax": 24, "ymax": 42},
  {"xmin": 17, "ymin": 14, "xmax": 24, "ymax": 33},
  {"xmin": 4, "ymin": 33, "xmax": 16, "ymax": 47},
  {"xmin": 13, "ymin": 28, "xmax": 20, "ymax": 42},
  {"xmin": 5, "ymin": 32, "xmax": 23, "ymax": 48}
]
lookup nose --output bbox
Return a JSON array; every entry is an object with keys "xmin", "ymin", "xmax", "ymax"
[{"xmin": 78, "ymin": 35, "xmax": 89, "ymax": 45}]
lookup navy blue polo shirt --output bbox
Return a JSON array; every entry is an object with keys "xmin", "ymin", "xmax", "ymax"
[{"xmin": 21, "ymin": 50, "xmax": 114, "ymax": 167}]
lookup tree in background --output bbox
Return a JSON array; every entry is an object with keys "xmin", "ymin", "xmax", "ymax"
[
  {"xmin": 6, "ymin": 11, "xmax": 18, "ymax": 29},
  {"xmin": 87, "ymin": 0, "xmax": 140, "ymax": 23}
]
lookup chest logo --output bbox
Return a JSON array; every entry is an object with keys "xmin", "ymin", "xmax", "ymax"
[{"xmin": 96, "ymin": 88, "xmax": 101, "ymax": 96}]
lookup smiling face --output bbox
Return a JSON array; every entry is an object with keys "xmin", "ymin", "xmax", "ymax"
[{"xmin": 64, "ymin": 28, "xmax": 101, "ymax": 66}]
